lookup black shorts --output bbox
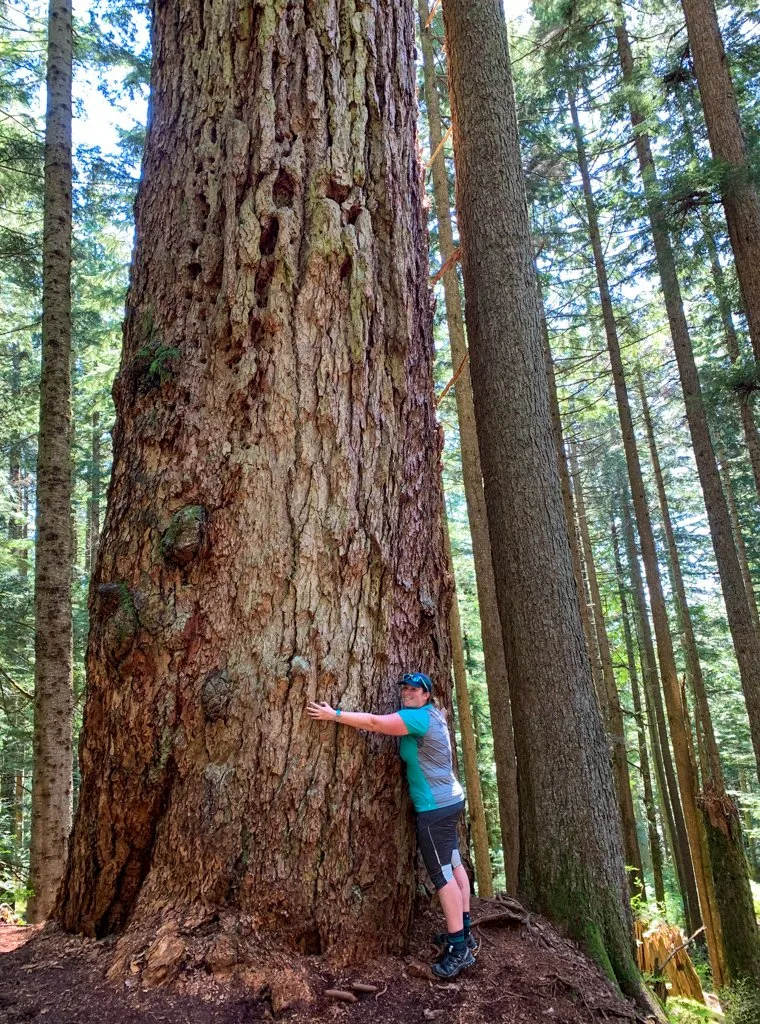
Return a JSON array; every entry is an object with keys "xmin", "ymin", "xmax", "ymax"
[{"xmin": 416, "ymin": 799, "xmax": 465, "ymax": 890}]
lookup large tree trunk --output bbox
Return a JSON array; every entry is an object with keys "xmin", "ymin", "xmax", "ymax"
[
  {"xmin": 56, "ymin": 0, "xmax": 451, "ymax": 964},
  {"xmin": 417, "ymin": 0, "xmax": 518, "ymax": 893},
  {"xmin": 615, "ymin": 1, "xmax": 760, "ymax": 848},
  {"xmin": 441, "ymin": 0, "xmax": 643, "ymax": 997},
  {"xmin": 613, "ymin": 521, "xmax": 666, "ymax": 906},
  {"xmin": 443, "ymin": 513, "xmax": 493, "ymax": 897},
  {"xmin": 569, "ymin": 441, "xmax": 644, "ymax": 899},
  {"xmin": 27, "ymin": 0, "xmax": 74, "ymax": 924},
  {"xmin": 680, "ymin": 0, "xmax": 760, "ymax": 362}
]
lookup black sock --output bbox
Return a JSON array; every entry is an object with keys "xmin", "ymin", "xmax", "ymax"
[
  {"xmin": 463, "ymin": 912, "xmax": 471, "ymax": 939},
  {"xmin": 448, "ymin": 928, "xmax": 466, "ymax": 951}
]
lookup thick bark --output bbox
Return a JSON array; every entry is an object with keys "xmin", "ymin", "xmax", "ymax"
[
  {"xmin": 418, "ymin": 0, "xmax": 518, "ymax": 893},
  {"xmin": 615, "ymin": 4, "xmax": 760, "ymax": 797},
  {"xmin": 570, "ymin": 442, "xmax": 644, "ymax": 898},
  {"xmin": 613, "ymin": 521, "xmax": 666, "ymax": 906},
  {"xmin": 680, "ymin": 0, "xmax": 760, "ymax": 361},
  {"xmin": 443, "ymin": 512, "xmax": 493, "ymax": 896},
  {"xmin": 56, "ymin": 0, "xmax": 451, "ymax": 961},
  {"xmin": 442, "ymin": 0, "xmax": 641, "ymax": 995},
  {"xmin": 620, "ymin": 498, "xmax": 702, "ymax": 936},
  {"xmin": 28, "ymin": 0, "xmax": 74, "ymax": 924}
]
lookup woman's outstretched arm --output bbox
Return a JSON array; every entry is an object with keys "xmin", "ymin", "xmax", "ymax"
[{"xmin": 306, "ymin": 701, "xmax": 409, "ymax": 736}]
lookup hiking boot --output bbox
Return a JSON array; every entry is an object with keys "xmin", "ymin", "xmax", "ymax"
[
  {"xmin": 432, "ymin": 931, "xmax": 480, "ymax": 955},
  {"xmin": 431, "ymin": 943, "xmax": 476, "ymax": 980}
]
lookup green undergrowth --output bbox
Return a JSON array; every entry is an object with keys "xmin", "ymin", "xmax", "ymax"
[{"xmin": 667, "ymin": 997, "xmax": 723, "ymax": 1024}]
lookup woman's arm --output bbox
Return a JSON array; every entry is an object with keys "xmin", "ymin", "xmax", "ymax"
[{"xmin": 306, "ymin": 701, "xmax": 409, "ymax": 737}]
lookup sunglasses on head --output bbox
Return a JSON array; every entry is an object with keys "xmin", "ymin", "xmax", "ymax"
[{"xmin": 398, "ymin": 672, "xmax": 433, "ymax": 693}]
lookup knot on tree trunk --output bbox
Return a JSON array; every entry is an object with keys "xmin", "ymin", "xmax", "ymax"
[
  {"xmin": 201, "ymin": 670, "xmax": 234, "ymax": 721},
  {"xmin": 161, "ymin": 505, "xmax": 207, "ymax": 567},
  {"xmin": 97, "ymin": 582, "xmax": 138, "ymax": 662}
]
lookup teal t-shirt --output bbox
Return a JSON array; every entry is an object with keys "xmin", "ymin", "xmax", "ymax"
[{"xmin": 397, "ymin": 706, "xmax": 464, "ymax": 812}]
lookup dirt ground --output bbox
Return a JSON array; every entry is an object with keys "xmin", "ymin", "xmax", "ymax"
[{"xmin": 0, "ymin": 896, "xmax": 654, "ymax": 1024}]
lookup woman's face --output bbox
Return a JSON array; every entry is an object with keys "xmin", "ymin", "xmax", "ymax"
[{"xmin": 400, "ymin": 684, "xmax": 430, "ymax": 709}]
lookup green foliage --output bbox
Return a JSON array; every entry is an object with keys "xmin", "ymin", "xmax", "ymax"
[{"xmin": 666, "ymin": 997, "xmax": 723, "ymax": 1024}]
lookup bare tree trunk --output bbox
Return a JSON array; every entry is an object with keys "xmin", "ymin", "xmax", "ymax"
[
  {"xmin": 443, "ymin": 512, "xmax": 493, "ymax": 896},
  {"xmin": 87, "ymin": 410, "xmax": 101, "ymax": 574},
  {"xmin": 613, "ymin": 520, "xmax": 666, "ymax": 906},
  {"xmin": 680, "ymin": 0, "xmax": 760, "ymax": 361},
  {"xmin": 442, "ymin": 0, "xmax": 644, "ymax": 997},
  {"xmin": 542, "ymin": 314, "xmax": 601, "ymax": 689},
  {"xmin": 620, "ymin": 497, "xmax": 702, "ymax": 936},
  {"xmin": 418, "ymin": 0, "xmax": 518, "ymax": 893},
  {"xmin": 28, "ymin": 0, "xmax": 74, "ymax": 924},
  {"xmin": 694, "ymin": 195, "xmax": 760, "ymax": 499},
  {"xmin": 616, "ymin": 2, "xmax": 760, "ymax": 851},
  {"xmin": 637, "ymin": 371, "xmax": 724, "ymax": 789},
  {"xmin": 718, "ymin": 453, "xmax": 760, "ymax": 635},
  {"xmin": 570, "ymin": 442, "xmax": 644, "ymax": 898}
]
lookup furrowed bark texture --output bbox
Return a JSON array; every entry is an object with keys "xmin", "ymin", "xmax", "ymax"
[
  {"xmin": 615, "ymin": 5, "xmax": 760, "ymax": 801},
  {"xmin": 28, "ymin": 0, "xmax": 74, "ymax": 924},
  {"xmin": 442, "ymin": 0, "xmax": 639, "ymax": 995},
  {"xmin": 56, "ymin": 0, "xmax": 451, "ymax": 958},
  {"xmin": 417, "ymin": 0, "xmax": 518, "ymax": 893},
  {"xmin": 681, "ymin": 0, "xmax": 760, "ymax": 361}
]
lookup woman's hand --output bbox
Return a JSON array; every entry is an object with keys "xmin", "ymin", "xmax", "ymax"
[{"xmin": 307, "ymin": 701, "xmax": 337, "ymax": 721}]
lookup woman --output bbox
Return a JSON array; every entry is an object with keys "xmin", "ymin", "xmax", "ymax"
[{"xmin": 306, "ymin": 671, "xmax": 477, "ymax": 979}]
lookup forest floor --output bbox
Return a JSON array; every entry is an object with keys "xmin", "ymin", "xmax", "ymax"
[{"xmin": 0, "ymin": 895, "xmax": 660, "ymax": 1024}]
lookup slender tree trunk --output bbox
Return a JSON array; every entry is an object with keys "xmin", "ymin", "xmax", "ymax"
[
  {"xmin": 718, "ymin": 453, "xmax": 760, "ymax": 635},
  {"xmin": 637, "ymin": 371, "xmax": 724, "ymax": 789},
  {"xmin": 680, "ymin": 0, "xmax": 760, "ymax": 361},
  {"xmin": 694, "ymin": 195, "xmax": 760, "ymax": 499},
  {"xmin": 620, "ymin": 497, "xmax": 702, "ymax": 936},
  {"xmin": 615, "ymin": 3, "xmax": 760, "ymax": 810},
  {"xmin": 613, "ymin": 521, "xmax": 666, "ymax": 906},
  {"xmin": 443, "ymin": 512, "xmax": 493, "ymax": 897},
  {"xmin": 88, "ymin": 410, "xmax": 101, "ymax": 574},
  {"xmin": 570, "ymin": 442, "xmax": 644, "ymax": 897},
  {"xmin": 28, "ymin": 0, "xmax": 74, "ymax": 924},
  {"xmin": 418, "ymin": 0, "xmax": 518, "ymax": 892},
  {"xmin": 56, "ymin": 0, "xmax": 452, "ymax": 964},
  {"xmin": 542, "ymin": 311, "xmax": 600, "ymax": 684},
  {"xmin": 442, "ymin": 0, "xmax": 644, "ymax": 997},
  {"xmin": 569, "ymin": 84, "xmax": 724, "ymax": 960}
]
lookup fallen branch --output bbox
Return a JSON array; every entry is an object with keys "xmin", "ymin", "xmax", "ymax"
[
  {"xmin": 424, "ymin": 0, "xmax": 441, "ymax": 28},
  {"xmin": 430, "ymin": 244, "xmax": 461, "ymax": 286},
  {"xmin": 436, "ymin": 350, "xmax": 468, "ymax": 407},
  {"xmin": 325, "ymin": 989, "xmax": 358, "ymax": 1003},
  {"xmin": 657, "ymin": 925, "xmax": 705, "ymax": 975},
  {"xmin": 425, "ymin": 125, "xmax": 452, "ymax": 171}
]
